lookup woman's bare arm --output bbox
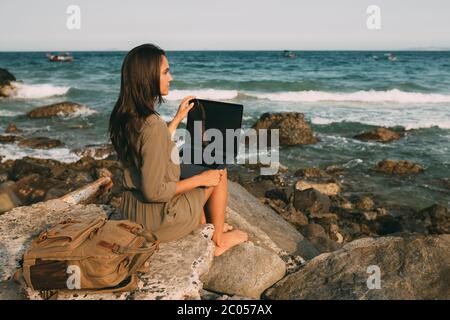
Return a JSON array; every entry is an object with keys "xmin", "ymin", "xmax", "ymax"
[
  {"xmin": 174, "ymin": 169, "xmax": 224, "ymax": 196},
  {"xmin": 174, "ymin": 175, "xmax": 202, "ymax": 196}
]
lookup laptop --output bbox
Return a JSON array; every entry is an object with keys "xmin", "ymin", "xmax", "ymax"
[{"xmin": 179, "ymin": 99, "xmax": 244, "ymax": 179}]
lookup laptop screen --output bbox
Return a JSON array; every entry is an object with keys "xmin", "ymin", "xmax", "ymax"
[{"xmin": 185, "ymin": 99, "xmax": 243, "ymax": 164}]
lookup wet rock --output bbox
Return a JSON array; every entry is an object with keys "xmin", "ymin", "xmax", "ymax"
[
  {"xmin": 18, "ymin": 137, "xmax": 64, "ymax": 149},
  {"xmin": 264, "ymin": 187, "xmax": 292, "ymax": 203},
  {"xmin": 10, "ymin": 158, "xmax": 52, "ymax": 180},
  {"xmin": 252, "ymin": 112, "xmax": 317, "ymax": 145},
  {"xmin": 243, "ymin": 162, "xmax": 288, "ymax": 174},
  {"xmin": 403, "ymin": 204, "xmax": 450, "ymax": 235},
  {"xmin": 295, "ymin": 180, "xmax": 341, "ymax": 196},
  {"xmin": 26, "ymin": 102, "xmax": 84, "ymax": 118},
  {"xmin": 0, "ymin": 135, "xmax": 21, "ymax": 144},
  {"xmin": 330, "ymin": 195, "xmax": 353, "ymax": 210},
  {"xmin": 293, "ymin": 188, "xmax": 331, "ymax": 215},
  {"xmin": 227, "ymin": 181, "xmax": 319, "ymax": 259},
  {"xmin": 71, "ymin": 144, "xmax": 116, "ymax": 159},
  {"xmin": 202, "ymin": 242, "xmax": 286, "ymax": 299},
  {"xmin": 0, "ymin": 68, "xmax": 17, "ymax": 98},
  {"xmin": 282, "ymin": 205, "xmax": 309, "ymax": 228},
  {"xmin": 294, "ymin": 167, "xmax": 329, "ymax": 178},
  {"xmin": 299, "ymin": 224, "xmax": 341, "ymax": 253},
  {"xmin": 354, "ymin": 127, "xmax": 402, "ymax": 143},
  {"xmin": 375, "ymin": 160, "xmax": 424, "ymax": 175},
  {"xmin": 264, "ymin": 234, "xmax": 450, "ymax": 299},
  {"xmin": 5, "ymin": 123, "xmax": 22, "ymax": 134},
  {"xmin": 370, "ymin": 215, "xmax": 403, "ymax": 235},
  {"xmin": 356, "ymin": 196, "xmax": 375, "ymax": 211},
  {"xmin": 0, "ymin": 68, "xmax": 16, "ymax": 86}
]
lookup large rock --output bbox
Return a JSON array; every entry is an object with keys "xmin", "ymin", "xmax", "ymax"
[
  {"xmin": 375, "ymin": 160, "xmax": 424, "ymax": 175},
  {"xmin": 264, "ymin": 234, "xmax": 450, "ymax": 299},
  {"xmin": 26, "ymin": 102, "xmax": 84, "ymax": 118},
  {"xmin": 293, "ymin": 188, "xmax": 331, "ymax": 215},
  {"xmin": 18, "ymin": 137, "xmax": 64, "ymax": 149},
  {"xmin": 295, "ymin": 180, "xmax": 341, "ymax": 196},
  {"xmin": 10, "ymin": 158, "xmax": 52, "ymax": 180},
  {"xmin": 202, "ymin": 242, "xmax": 286, "ymax": 299},
  {"xmin": 294, "ymin": 167, "xmax": 329, "ymax": 178},
  {"xmin": 227, "ymin": 180, "xmax": 319, "ymax": 259},
  {"xmin": 252, "ymin": 112, "xmax": 317, "ymax": 145},
  {"xmin": 401, "ymin": 204, "xmax": 449, "ymax": 235},
  {"xmin": 354, "ymin": 127, "xmax": 402, "ymax": 143}
]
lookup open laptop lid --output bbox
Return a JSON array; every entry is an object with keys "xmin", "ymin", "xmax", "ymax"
[{"xmin": 184, "ymin": 99, "xmax": 244, "ymax": 164}]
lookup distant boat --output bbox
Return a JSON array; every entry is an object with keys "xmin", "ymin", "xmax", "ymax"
[
  {"xmin": 283, "ymin": 50, "xmax": 297, "ymax": 59},
  {"xmin": 387, "ymin": 53, "xmax": 397, "ymax": 61},
  {"xmin": 372, "ymin": 53, "xmax": 397, "ymax": 61},
  {"xmin": 47, "ymin": 53, "xmax": 74, "ymax": 62}
]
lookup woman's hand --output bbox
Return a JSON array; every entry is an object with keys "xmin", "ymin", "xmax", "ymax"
[
  {"xmin": 197, "ymin": 169, "xmax": 224, "ymax": 187},
  {"xmin": 175, "ymin": 95, "xmax": 196, "ymax": 122},
  {"xmin": 168, "ymin": 95, "xmax": 196, "ymax": 136}
]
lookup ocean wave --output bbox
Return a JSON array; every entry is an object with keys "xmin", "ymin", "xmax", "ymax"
[
  {"xmin": 166, "ymin": 89, "xmax": 239, "ymax": 101},
  {"xmin": 10, "ymin": 82, "xmax": 70, "ymax": 99},
  {"xmin": 311, "ymin": 117, "xmax": 450, "ymax": 130},
  {"xmin": 165, "ymin": 88, "xmax": 450, "ymax": 104},
  {"xmin": 248, "ymin": 89, "xmax": 450, "ymax": 103},
  {"xmin": 0, "ymin": 143, "xmax": 79, "ymax": 163},
  {"xmin": 0, "ymin": 109, "xmax": 23, "ymax": 117},
  {"xmin": 57, "ymin": 105, "xmax": 98, "ymax": 119}
]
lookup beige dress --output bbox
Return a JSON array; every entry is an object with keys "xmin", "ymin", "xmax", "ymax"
[{"xmin": 119, "ymin": 113, "xmax": 205, "ymax": 242}]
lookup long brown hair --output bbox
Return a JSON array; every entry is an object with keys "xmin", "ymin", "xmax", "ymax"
[{"xmin": 109, "ymin": 44, "xmax": 166, "ymax": 166}]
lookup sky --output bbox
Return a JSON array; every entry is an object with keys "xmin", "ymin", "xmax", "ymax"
[{"xmin": 1, "ymin": 0, "xmax": 449, "ymax": 51}]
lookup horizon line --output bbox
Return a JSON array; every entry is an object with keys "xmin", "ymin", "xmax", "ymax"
[{"xmin": 1, "ymin": 48, "xmax": 450, "ymax": 53}]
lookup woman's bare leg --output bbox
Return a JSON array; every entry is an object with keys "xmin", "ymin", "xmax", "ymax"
[{"xmin": 202, "ymin": 169, "xmax": 248, "ymax": 256}]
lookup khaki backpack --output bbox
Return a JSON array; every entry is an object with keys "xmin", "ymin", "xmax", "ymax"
[{"xmin": 22, "ymin": 216, "xmax": 159, "ymax": 295}]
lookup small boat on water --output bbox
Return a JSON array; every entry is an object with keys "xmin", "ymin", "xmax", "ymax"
[
  {"xmin": 386, "ymin": 53, "xmax": 397, "ymax": 61},
  {"xmin": 283, "ymin": 50, "xmax": 297, "ymax": 58},
  {"xmin": 372, "ymin": 53, "xmax": 397, "ymax": 61},
  {"xmin": 47, "ymin": 53, "xmax": 74, "ymax": 62}
]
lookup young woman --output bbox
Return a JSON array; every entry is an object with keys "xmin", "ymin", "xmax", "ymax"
[{"xmin": 109, "ymin": 44, "xmax": 248, "ymax": 256}]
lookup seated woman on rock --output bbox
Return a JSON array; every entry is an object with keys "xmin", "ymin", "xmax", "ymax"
[{"xmin": 109, "ymin": 44, "xmax": 248, "ymax": 256}]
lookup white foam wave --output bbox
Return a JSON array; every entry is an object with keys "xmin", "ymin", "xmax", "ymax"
[
  {"xmin": 166, "ymin": 89, "xmax": 238, "ymax": 101},
  {"xmin": 10, "ymin": 82, "xmax": 70, "ymax": 99},
  {"xmin": 0, "ymin": 110, "xmax": 23, "ymax": 117},
  {"xmin": 248, "ymin": 89, "xmax": 450, "ymax": 103},
  {"xmin": 165, "ymin": 88, "xmax": 450, "ymax": 104},
  {"xmin": 0, "ymin": 143, "xmax": 80, "ymax": 163},
  {"xmin": 311, "ymin": 117, "xmax": 450, "ymax": 130},
  {"xmin": 57, "ymin": 105, "xmax": 97, "ymax": 119}
]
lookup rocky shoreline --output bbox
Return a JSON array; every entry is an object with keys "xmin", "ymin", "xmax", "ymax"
[{"xmin": 1, "ymin": 116, "xmax": 449, "ymax": 299}]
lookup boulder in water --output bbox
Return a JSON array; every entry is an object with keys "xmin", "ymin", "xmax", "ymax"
[
  {"xmin": 354, "ymin": 127, "xmax": 403, "ymax": 143},
  {"xmin": 26, "ymin": 101, "xmax": 84, "ymax": 118},
  {"xmin": 18, "ymin": 137, "xmax": 64, "ymax": 149},
  {"xmin": 375, "ymin": 159, "xmax": 424, "ymax": 175},
  {"xmin": 252, "ymin": 112, "xmax": 317, "ymax": 145},
  {"xmin": 0, "ymin": 68, "xmax": 17, "ymax": 98}
]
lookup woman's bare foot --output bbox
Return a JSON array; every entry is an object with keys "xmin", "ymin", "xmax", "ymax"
[
  {"xmin": 223, "ymin": 222, "xmax": 233, "ymax": 233},
  {"xmin": 214, "ymin": 229, "xmax": 248, "ymax": 257}
]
